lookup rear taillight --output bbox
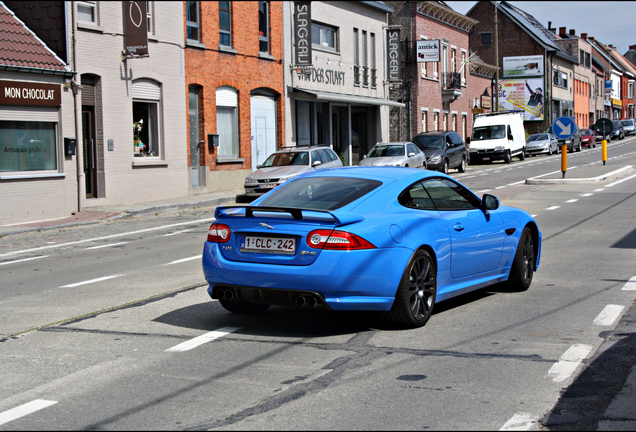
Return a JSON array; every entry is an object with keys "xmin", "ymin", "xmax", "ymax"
[
  {"xmin": 307, "ymin": 229, "xmax": 376, "ymax": 250},
  {"xmin": 207, "ymin": 223, "xmax": 231, "ymax": 243}
]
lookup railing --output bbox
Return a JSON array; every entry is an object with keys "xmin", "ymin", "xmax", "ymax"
[
  {"xmin": 371, "ymin": 68, "xmax": 377, "ymax": 88},
  {"xmin": 442, "ymin": 72, "xmax": 462, "ymax": 90},
  {"xmin": 362, "ymin": 66, "xmax": 369, "ymax": 87},
  {"xmin": 354, "ymin": 65, "xmax": 361, "ymax": 86}
]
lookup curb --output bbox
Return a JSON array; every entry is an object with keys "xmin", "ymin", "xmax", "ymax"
[{"xmin": 525, "ymin": 165, "xmax": 634, "ymax": 185}]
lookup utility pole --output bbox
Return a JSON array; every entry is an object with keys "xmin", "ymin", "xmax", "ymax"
[{"xmin": 494, "ymin": 1, "xmax": 499, "ymax": 112}]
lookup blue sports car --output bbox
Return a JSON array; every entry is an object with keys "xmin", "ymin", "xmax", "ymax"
[{"xmin": 202, "ymin": 167, "xmax": 541, "ymax": 328}]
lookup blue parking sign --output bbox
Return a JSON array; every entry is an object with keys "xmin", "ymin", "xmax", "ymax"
[{"xmin": 552, "ymin": 116, "xmax": 576, "ymax": 140}]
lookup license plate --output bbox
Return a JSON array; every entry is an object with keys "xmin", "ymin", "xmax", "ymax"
[
  {"xmin": 241, "ymin": 236, "xmax": 296, "ymax": 254},
  {"xmin": 259, "ymin": 183, "xmax": 277, "ymax": 189},
  {"xmin": 482, "ymin": 157, "xmax": 490, "ymax": 161}
]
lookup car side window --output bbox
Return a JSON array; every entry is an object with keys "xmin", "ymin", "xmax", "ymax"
[
  {"xmin": 422, "ymin": 177, "xmax": 481, "ymax": 211},
  {"xmin": 310, "ymin": 150, "xmax": 320, "ymax": 165},
  {"xmin": 408, "ymin": 144, "xmax": 419, "ymax": 155},
  {"xmin": 451, "ymin": 132, "xmax": 462, "ymax": 146},
  {"xmin": 317, "ymin": 149, "xmax": 331, "ymax": 163},
  {"xmin": 398, "ymin": 182, "xmax": 436, "ymax": 210},
  {"xmin": 326, "ymin": 148, "xmax": 338, "ymax": 161}
]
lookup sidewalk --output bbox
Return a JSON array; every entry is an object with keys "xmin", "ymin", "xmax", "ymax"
[
  {"xmin": 0, "ymin": 188, "xmax": 246, "ymax": 238},
  {"xmin": 525, "ymin": 162, "xmax": 634, "ymax": 184}
]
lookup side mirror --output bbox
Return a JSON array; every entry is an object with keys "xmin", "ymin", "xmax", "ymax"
[
  {"xmin": 482, "ymin": 194, "xmax": 499, "ymax": 211},
  {"xmin": 363, "ymin": 155, "xmax": 367, "ymax": 159},
  {"xmin": 256, "ymin": 165, "xmax": 262, "ymax": 169},
  {"xmin": 466, "ymin": 137, "xmax": 471, "ymax": 145},
  {"xmin": 408, "ymin": 152, "xmax": 415, "ymax": 157},
  {"xmin": 508, "ymin": 134, "xmax": 514, "ymax": 141},
  {"xmin": 312, "ymin": 160, "xmax": 322, "ymax": 167}
]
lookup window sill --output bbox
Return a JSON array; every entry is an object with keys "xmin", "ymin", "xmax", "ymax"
[
  {"xmin": 186, "ymin": 40, "xmax": 206, "ymax": 49},
  {"xmin": 259, "ymin": 52, "xmax": 275, "ymax": 61},
  {"xmin": 77, "ymin": 21, "xmax": 104, "ymax": 33},
  {"xmin": 132, "ymin": 158, "xmax": 168, "ymax": 168},
  {"xmin": 311, "ymin": 46, "xmax": 340, "ymax": 55},
  {"xmin": 216, "ymin": 157, "xmax": 245, "ymax": 164},
  {"xmin": 219, "ymin": 45, "xmax": 237, "ymax": 55},
  {"xmin": 0, "ymin": 173, "xmax": 66, "ymax": 180}
]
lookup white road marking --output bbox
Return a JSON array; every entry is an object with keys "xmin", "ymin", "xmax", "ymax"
[
  {"xmin": 161, "ymin": 229, "xmax": 194, "ymax": 237},
  {"xmin": 84, "ymin": 242, "xmax": 128, "ymax": 250},
  {"xmin": 565, "ymin": 199, "xmax": 578, "ymax": 203},
  {"xmin": 500, "ymin": 412, "xmax": 536, "ymax": 431},
  {"xmin": 0, "ymin": 399, "xmax": 58, "ymax": 426},
  {"xmin": 622, "ymin": 275, "xmax": 636, "ymax": 291},
  {"xmin": 0, "ymin": 255, "xmax": 49, "ymax": 266},
  {"xmin": 0, "ymin": 217, "xmax": 216, "ymax": 258},
  {"xmin": 606, "ymin": 172, "xmax": 636, "ymax": 188},
  {"xmin": 593, "ymin": 305, "xmax": 625, "ymax": 326},
  {"xmin": 477, "ymin": 189, "xmax": 492, "ymax": 193},
  {"xmin": 581, "ymin": 193, "xmax": 593, "ymax": 197},
  {"xmin": 496, "ymin": 186, "xmax": 507, "ymax": 189},
  {"xmin": 163, "ymin": 255, "xmax": 202, "ymax": 266},
  {"xmin": 508, "ymin": 180, "xmax": 525, "ymax": 186},
  {"xmin": 60, "ymin": 274, "xmax": 125, "ymax": 288},
  {"xmin": 165, "ymin": 327, "xmax": 241, "ymax": 352},
  {"xmin": 547, "ymin": 344, "xmax": 593, "ymax": 383},
  {"xmin": 546, "ymin": 206, "xmax": 560, "ymax": 211}
]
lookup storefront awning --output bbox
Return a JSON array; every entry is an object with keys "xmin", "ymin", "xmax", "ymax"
[{"xmin": 290, "ymin": 88, "xmax": 405, "ymax": 108}]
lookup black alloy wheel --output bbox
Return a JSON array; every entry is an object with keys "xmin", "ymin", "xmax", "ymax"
[
  {"xmin": 384, "ymin": 249, "xmax": 437, "ymax": 328},
  {"xmin": 503, "ymin": 227, "xmax": 534, "ymax": 292}
]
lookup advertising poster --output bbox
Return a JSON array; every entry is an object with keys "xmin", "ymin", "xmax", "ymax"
[
  {"xmin": 497, "ymin": 77, "xmax": 544, "ymax": 121},
  {"xmin": 502, "ymin": 55, "xmax": 544, "ymax": 78}
]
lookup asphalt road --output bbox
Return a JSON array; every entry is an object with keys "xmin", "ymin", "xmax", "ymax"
[{"xmin": 1, "ymin": 138, "xmax": 635, "ymax": 430}]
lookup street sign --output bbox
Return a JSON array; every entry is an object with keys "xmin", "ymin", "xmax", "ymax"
[
  {"xmin": 594, "ymin": 118, "xmax": 613, "ymax": 137},
  {"xmin": 552, "ymin": 116, "xmax": 576, "ymax": 140}
]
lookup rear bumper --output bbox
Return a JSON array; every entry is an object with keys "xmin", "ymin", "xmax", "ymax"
[{"xmin": 202, "ymin": 242, "xmax": 413, "ymax": 311}]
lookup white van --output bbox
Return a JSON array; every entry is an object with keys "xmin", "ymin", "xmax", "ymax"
[{"xmin": 469, "ymin": 110, "xmax": 526, "ymax": 164}]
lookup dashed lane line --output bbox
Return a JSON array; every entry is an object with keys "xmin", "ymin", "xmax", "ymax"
[
  {"xmin": 163, "ymin": 255, "xmax": 202, "ymax": 266},
  {"xmin": 622, "ymin": 276, "xmax": 636, "ymax": 291},
  {"xmin": 547, "ymin": 344, "xmax": 593, "ymax": 383},
  {"xmin": 60, "ymin": 274, "xmax": 125, "ymax": 288},
  {"xmin": 165, "ymin": 327, "xmax": 241, "ymax": 352},
  {"xmin": 593, "ymin": 305, "xmax": 625, "ymax": 326},
  {"xmin": 500, "ymin": 412, "xmax": 536, "ymax": 431},
  {"xmin": 0, "ymin": 399, "xmax": 58, "ymax": 426},
  {"xmin": 0, "ymin": 255, "xmax": 49, "ymax": 266}
]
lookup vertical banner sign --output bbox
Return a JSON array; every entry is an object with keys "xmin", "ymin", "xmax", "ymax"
[
  {"xmin": 294, "ymin": 1, "xmax": 312, "ymax": 67},
  {"xmin": 387, "ymin": 28, "xmax": 401, "ymax": 81},
  {"xmin": 124, "ymin": 1, "xmax": 149, "ymax": 57}
]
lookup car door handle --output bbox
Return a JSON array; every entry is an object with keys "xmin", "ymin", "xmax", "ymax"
[{"xmin": 453, "ymin": 223, "xmax": 465, "ymax": 232}]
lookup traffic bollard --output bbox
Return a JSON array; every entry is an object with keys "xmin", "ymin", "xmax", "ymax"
[
  {"xmin": 561, "ymin": 144, "xmax": 567, "ymax": 177},
  {"xmin": 602, "ymin": 139, "xmax": 607, "ymax": 165}
]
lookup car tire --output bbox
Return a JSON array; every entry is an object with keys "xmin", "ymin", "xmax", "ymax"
[
  {"xmin": 219, "ymin": 298, "xmax": 270, "ymax": 314},
  {"xmin": 458, "ymin": 156, "xmax": 466, "ymax": 173},
  {"xmin": 576, "ymin": 140, "xmax": 581, "ymax": 152},
  {"xmin": 442, "ymin": 160, "xmax": 449, "ymax": 174},
  {"xmin": 519, "ymin": 149, "xmax": 525, "ymax": 161},
  {"xmin": 504, "ymin": 151, "xmax": 511, "ymax": 164},
  {"xmin": 383, "ymin": 249, "xmax": 436, "ymax": 329},
  {"xmin": 503, "ymin": 227, "xmax": 535, "ymax": 292}
]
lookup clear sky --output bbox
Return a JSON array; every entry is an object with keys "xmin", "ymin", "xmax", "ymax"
[{"xmin": 445, "ymin": 1, "xmax": 636, "ymax": 55}]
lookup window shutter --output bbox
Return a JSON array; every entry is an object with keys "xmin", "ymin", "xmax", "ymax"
[
  {"xmin": 132, "ymin": 79, "xmax": 160, "ymax": 100},
  {"xmin": 216, "ymin": 87, "xmax": 238, "ymax": 107}
]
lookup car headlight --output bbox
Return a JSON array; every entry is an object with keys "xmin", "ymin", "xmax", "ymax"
[
  {"xmin": 278, "ymin": 174, "xmax": 297, "ymax": 182},
  {"xmin": 244, "ymin": 176, "xmax": 257, "ymax": 185},
  {"xmin": 565, "ymin": 138, "xmax": 572, "ymax": 144},
  {"xmin": 469, "ymin": 148, "xmax": 478, "ymax": 153},
  {"xmin": 494, "ymin": 146, "xmax": 505, "ymax": 152},
  {"xmin": 428, "ymin": 156, "xmax": 442, "ymax": 163}
]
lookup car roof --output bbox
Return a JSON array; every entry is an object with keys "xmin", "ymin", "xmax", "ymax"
[
  {"xmin": 413, "ymin": 131, "xmax": 452, "ymax": 136},
  {"xmin": 374, "ymin": 142, "xmax": 412, "ymax": 146},
  {"xmin": 273, "ymin": 146, "xmax": 332, "ymax": 153},
  {"xmin": 297, "ymin": 166, "xmax": 439, "ymax": 183}
]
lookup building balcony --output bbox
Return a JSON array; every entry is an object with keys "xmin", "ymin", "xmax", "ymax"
[{"xmin": 442, "ymin": 72, "xmax": 462, "ymax": 103}]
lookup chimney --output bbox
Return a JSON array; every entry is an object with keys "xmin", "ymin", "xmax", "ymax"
[
  {"xmin": 589, "ymin": 36, "xmax": 595, "ymax": 41},
  {"xmin": 559, "ymin": 27, "xmax": 567, "ymax": 38},
  {"xmin": 569, "ymin": 29, "xmax": 576, "ymax": 36},
  {"xmin": 581, "ymin": 33, "xmax": 588, "ymax": 40},
  {"xmin": 548, "ymin": 21, "xmax": 553, "ymax": 31},
  {"xmin": 630, "ymin": 45, "xmax": 636, "ymax": 51}
]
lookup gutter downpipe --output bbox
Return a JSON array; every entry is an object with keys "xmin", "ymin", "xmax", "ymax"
[{"xmin": 71, "ymin": 2, "xmax": 83, "ymax": 212}]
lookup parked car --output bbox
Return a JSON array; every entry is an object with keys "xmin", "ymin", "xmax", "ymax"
[
  {"xmin": 203, "ymin": 167, "xmax": 542, "ymax": 328},
  {"xmin": 525, "ymin": 133, "xmax": 558, "ymax": 156},
  {"xmin": 469, "ymin": 110, "xmax": 526, "ymax": 163},
  {"xmin": 411, "ymin": 131, "xmax": 468, "ymax": 173},
  {"xmin": 546, "ymin": 121, "xmax": 582, "ymax": 152},
  {"xmin": 358, "ymin": 142, "xmax": 426, "ymax": 169},
  {"xmin": 580, "ymin": 128, "xmax": 597, "ymax": 148},
  {"xmin": 621, "ymin": 118, "xmax": 636, "ymax": 136},
  {"xmin": 243, "ymin": 145, "xmax": 342, "ymax": 195},
  {"xmin": 610, "ymin": 120, "xmax": 625, "ymax": 141}
]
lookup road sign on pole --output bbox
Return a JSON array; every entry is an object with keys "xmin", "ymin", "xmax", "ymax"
[{"xmin": 552, "ymin": 116, "xmax": 576, "ymax": 140}]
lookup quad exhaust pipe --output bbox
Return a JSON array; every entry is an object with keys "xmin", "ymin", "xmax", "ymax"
[
  {"xmin": 295, "ymin": 295, "xmax": 318, "ymax": 308},
  {"xmin": 214, "ymin": 289, "xmax": 235, "ymax": 300}
]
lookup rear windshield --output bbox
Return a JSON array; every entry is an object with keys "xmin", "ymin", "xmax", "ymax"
[
  {"xmin": 472, "ymin": 125, "xmax": 506, "ymax": 140},
  {"xmin": 261, "ymin": 151, "xmax": 309, "ymax": 167},
  {"xmin": 581, "ymin": 129, "xmax": 591, "ymax": 136},
  {"xmin": 621, "ymin": 119, "xmax": 634, "ymax": 126},
  {"xmin": 412, "ymin": 135, "xmax": 444, "ymax": 150},
  {"xmin": 528, "ymin": 134, "xmax": 548, "ymax": 141},
  {"xmin": 260, "ymin": 176, "xmax": 382, "ymax": 210},
  {"xmin": 368, "ymin": 145, "xmax": 405, "ymax": 157}
]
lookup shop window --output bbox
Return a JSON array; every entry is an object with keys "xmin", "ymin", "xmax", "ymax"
[
  {"xmin": 219, "ymin": 1, "xmax": 232, "ymax": 47},
  {"xmin": 0, "ymin": 121, "xmax": 57, "ymax": 172},
  {"xmin": 312, "ymin": 22, "xmax": 338, "ymax": 52},
  {"xmin": 132, "ymin": 79, "xmax": 161, "ymax": 157},
  {"xmin": 186, "ymin": 1, "xmax": 200, "ymax": 42},
  {"xmin": 216, "ymin": 87, "xmax": 238, "ymax": 158},
  {"xmin": 259, "ymin": 1, "xmax": 269, "ymax": 53},
  {"xmin": 77, "ymin": 1, "xmax": 97, "ymax": 24}
]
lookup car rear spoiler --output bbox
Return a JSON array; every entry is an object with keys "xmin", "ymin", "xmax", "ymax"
[{"xmin": 215, "ymin": 205, "xmax": 364, "ymax": 226}]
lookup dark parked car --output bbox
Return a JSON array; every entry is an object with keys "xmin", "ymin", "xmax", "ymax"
[
  {"xmin": 411, "ymin": 131, "xmax": 468, "ymax": 173},
  {"xmin": 610, "ymin": 120, "xmax": 625, "ymax": 141},
  {"xmin": 580, "ymin": 128, "xmax": 597, "ymax": 148}
]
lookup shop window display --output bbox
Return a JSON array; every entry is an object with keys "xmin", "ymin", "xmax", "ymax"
[
  {"xmin": 132, "ymin": 101, "xmax": 159, "ymax": 156},
  {"xmin": 0, "ymin": 121, "xmax": 57, "ymax": 172}
]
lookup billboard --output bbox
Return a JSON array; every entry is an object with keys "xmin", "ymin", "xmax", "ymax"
[
  {"xmin": 497, "ymin": 77, "xmax": 544, "ymax": 121},
  {"xmin": 503, "ymin": 55, "xmax": 544, "ymax": 77}
]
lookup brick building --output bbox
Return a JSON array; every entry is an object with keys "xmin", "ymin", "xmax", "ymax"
[
  {"xmin": 185, "ymin": 1, "xmax": 284, "ymax": 192},
  {"xmin": 467, "ymin": 1, "xmax": 577, "ymax": 135}
]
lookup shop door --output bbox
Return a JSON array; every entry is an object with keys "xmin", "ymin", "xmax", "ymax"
[
  {"xmin": 351, "ymin": 106, "xmax": 370, "ymax": 165},
  {"xmin": 250, "ymin": 95, "xmax": 276, "ymax": 170},
  {"xmin": 331, "ymin": 105, "xmax": 350, "ymax": 165},
  {"xmin": 82, "ymin": 108, "xmax": 97, "ymax": 198}
]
